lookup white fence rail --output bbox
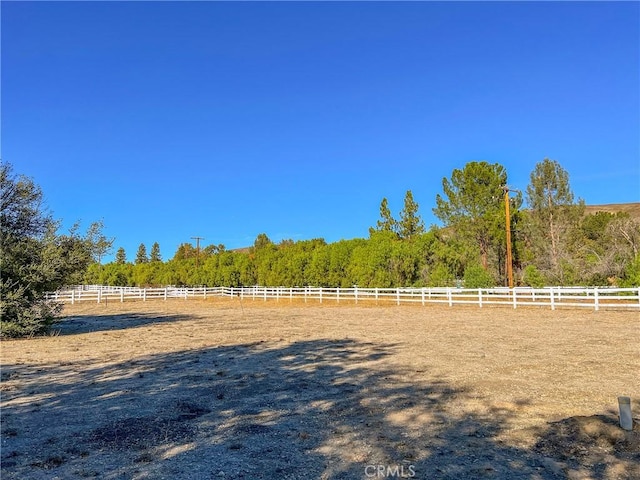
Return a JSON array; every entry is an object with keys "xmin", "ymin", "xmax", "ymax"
[{"xmin": 45, "ymin": 285, "xmax": 640, "ymax": 311}]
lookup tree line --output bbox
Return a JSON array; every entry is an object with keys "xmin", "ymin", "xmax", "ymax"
[
  {"xmin": 86, "ymin": 159, "xmax": 640, "ymax": 290},
  {"xmin": 2, "ymin": 158, "xmax": 638, "ymax": 337}
]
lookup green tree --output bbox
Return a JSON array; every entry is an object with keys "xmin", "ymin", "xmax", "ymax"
[
  {"xmin": 370, "ymin": 197, "xmax": 398, "ymax": 236},
  {"xmin": 150, "ymin": 242, "xmax": 162, "ymax": 262},
  {"xmin": 525, "ymin": 158, "xmax": 584, "ymax": 284},
  {"xmin": 84, "ymin": 220, "xmax": 113, "ymax": 264},
  {"xmin": 173, "ymin": 243, "xmax": 197, "ymax": 261},
  {"xmin": 622, "ymin": 254, "xmax": 640, "ymax": 287},
  {"xmin": 398, "ymin": 190, "xmax": 425, "ymax": 240},
  {"xmin": 463, "ymin": 264, "xmax": 495, "ymax": 288},
  {"xmin": 253, "ymin": 233, "xmax": 273, "ymax": 251},
  {"xmin": 522, "ymin": 264, "xmax": 545, "ymax": 288},
  {"xmin": 1, "ymin": 162, "xmax": 108, "ymax": 337},
  {"xmin": 135, "ymin": 243, "xmax": 149, "ymax": 264},
  {"xmin": 115, "ymin": 247, "xmax": 127, "ymax": 264},
  {"xmin": 433, "ymin": 161, "xmax": 507, "ymax": 271},
  {"xmin": 349, "ymin": 231, "xmax": 395, "ymax": 287}
]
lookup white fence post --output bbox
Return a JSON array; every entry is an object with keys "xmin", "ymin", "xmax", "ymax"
[
  {"xmin": 550, "ymin": 288, "xmax": 555, "ymax": 310},
  {"xmin": 143, "ymin": 289, "xmax": 146, "ymax": 301},
  {"xmin": 397, "ymin": 288, "xmax": 400, "ymax": 306},
  {"xmin": 594, "ymin": 287, "xmax": 599, "ymax": 311},
  {"xmin": 478, "ymin": 289, "xmax": 482, "ymax": 308},
  {"xmin": 421, "ymin": 288, "xmax": 425, "ymax": 306},
  {"xmin": 512, "ymin": 288, "xmax": 517, "ymax": 309},
  {"xmin": 71, "ymin": 290, "xmax": 75, "ymax": 305},
  {"xmin": 447, "ymin": 288, "xmax": 452, "ymax": 307}
]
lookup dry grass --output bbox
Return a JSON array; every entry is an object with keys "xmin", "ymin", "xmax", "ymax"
[{"xmin": 1, "ymin": 298, "xmax": 638, "ymax": 479}]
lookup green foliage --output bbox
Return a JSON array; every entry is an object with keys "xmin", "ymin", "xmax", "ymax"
[
  {"xmin": 424, "ymin": 264, "xmax": 455, "ymax": 287},
  {"xmin": 398, "ymin": 190, "xmax": 425, "ymax": 239},
  {"xmin": 1, "ymin": 162, "xmax": 109, "ymax": 337},
  {"xmin": 115, "ymin": 247, "xmax": 127, "ymax": 264},
  {"xmin": 15, "ymin": 158, "xmax": 635, "ymax": 296},
  {"xmin": 463, "ymin": 264, "xmax": 494, "ymax": 288},
  {"xmin": 173, "ymin": 243, "xmax": 197, "ymax": 261},
  {"xmin": 622, "ymin": 255, "xmax": 640, "ymax": 287},
  {"xmin": 135, "ymin": 243, "xmax": 149, "ymax": 264},
  {"xmin": 433, "ymin": 161, "xmax": 509, "ymax": 275},
  {"xmin": 253, "ymin": 233, "xmax": 273, "ymax": 250},
  {"xmin": 525, "ymin": 158, "xmax": 585, "ymax": 284},
  {"xmin": 370, "ymin": 197, "xmax": 398, "ymax": 236},
  {"xmin": 522, "ymin": 265, "xmax": 545, "ymax": 288},
  {"xmin": 150, "ymin": 242, "xmax": 162, "ymax": 262}
]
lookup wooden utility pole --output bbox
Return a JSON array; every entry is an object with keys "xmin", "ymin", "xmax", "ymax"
[
  {"xmin": 504, "ymin": 188, "xmax": 514, "ymax": 288},
  {"xmin": 502, "ymin": 186, "xmax": 521, "ymax": 288},
  {"xmin": 191, "ymin": 236, "xmax": 204, "ymax": 270}
]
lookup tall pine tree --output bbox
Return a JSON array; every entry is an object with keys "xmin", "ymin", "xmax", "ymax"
[
  {"xmin": 135, "ymin": 243, "xmax": 149, "ymax": 264},
  {"xmin": 398, "ymin": 190, "xmax": 425, "ymax": 239},
  {"xmin": 150, "ymin": 242, "xmax": 162, "ymax": 262}
]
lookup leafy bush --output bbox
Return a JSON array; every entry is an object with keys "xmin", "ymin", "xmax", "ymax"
[
  {"xmin": 523, "ymin": 264, "xmax": 545, "ymax": 288},
  {"xmin": 463, "ymin": 264, "xmax": 494, "ymax": 288},
  {"xmin": 622, "ymin": 255, "xmax": 640, "ymax": 287}
]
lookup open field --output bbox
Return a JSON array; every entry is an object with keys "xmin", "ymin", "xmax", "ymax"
[{"xmin": 1, "ymin": 299, "xmax": 639, "ymax": 479}]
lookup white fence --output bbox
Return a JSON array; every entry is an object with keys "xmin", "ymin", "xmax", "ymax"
[{"xmin": 45, "ymin": 285, "xmax": 640, "ymax": 311}]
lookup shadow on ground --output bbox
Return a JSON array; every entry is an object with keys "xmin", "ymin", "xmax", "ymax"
[
  {"xmin": 50, "ymin": 312, "xmax": 196, "ymax": 335},
  {"xmin": 2, "ymin": 336, "xmax": 638, "ymax": 479}
]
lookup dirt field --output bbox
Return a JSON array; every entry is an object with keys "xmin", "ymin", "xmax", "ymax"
[{"xmin": 1, "ymin": 299, "xmax": 638, "ymax": 479}]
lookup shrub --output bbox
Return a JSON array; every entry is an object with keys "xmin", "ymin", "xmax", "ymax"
[
  {"xmin": 523, "ymin": 264, "xmax": 545, "ymax": 288},
  {"xmin": 463, "ymin": 264, "xmax": 494, "ymax": 288}
]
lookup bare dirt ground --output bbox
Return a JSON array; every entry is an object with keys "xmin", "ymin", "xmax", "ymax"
[{"xmin": 1, "ymin": 299, "xmax": 638, "ymax": 479}]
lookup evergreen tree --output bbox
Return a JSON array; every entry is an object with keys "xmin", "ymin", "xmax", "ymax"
[
  {"xmin": 370, "ymin": 197, "xmax": 398, "ymax": 236},
  {"xmin": 433, "ymin": 161, "xmax": 507, "ymax": 271},
  {"xmin": 525, "ymin": 158, "xmax": 584, "ymax": 283},
  {"xmin": 398, "ymin": 190, "xmax": 425, "ymax": 239},
  {"xmin": 150, "ymin": 242, "xmax": 162, "ymax": 262},
  {"xmin": 135, "ymin": 243, "xmax": 149, "ymax": 264},
  {"xmin": 253, "ymin": 233, "xmax": 273, "ymax": 250},
  {"xmin": 115, "ymin": 247, "xmax": 127, "ymax": 264}
]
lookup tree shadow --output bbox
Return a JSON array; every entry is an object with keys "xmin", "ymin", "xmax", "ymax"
[
  {"xmin": 2, "ymin": 338, "xmax": 638, "ymax": 479},
  {"xmin": 51, "ymin": 312, "xmax": 197, "ymax": 335}
]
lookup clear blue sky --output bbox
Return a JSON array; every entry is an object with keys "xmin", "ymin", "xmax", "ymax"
[{"xmin": 3, "ymin": 1, "xmax": 639, "ymax": 262}]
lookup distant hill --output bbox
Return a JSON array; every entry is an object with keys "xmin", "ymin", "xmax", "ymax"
[
  {"xmin": 226, "ymin": 203, "xmax": 640, "ymax": 253},
  {"xmin": 584, "ymin": 202, "xmax": 640, "ymax": 219}
]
